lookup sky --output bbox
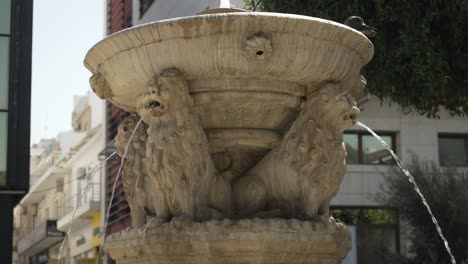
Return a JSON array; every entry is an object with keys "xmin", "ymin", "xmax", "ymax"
[{"xmin": 30, "ymin": 0, "xmax": 105, "ymax": 145}]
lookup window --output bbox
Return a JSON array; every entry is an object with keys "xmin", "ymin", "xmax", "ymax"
[
  {"xmin": 1, "ymin": 0, "xmax": 32, "ymax": 193},
  {"xmin": 139, "ymin": 0, "xmax": 155, "ymax": 18},
  {"xmin": 56, "ymin": 178, "xmax": 64, "ymax": 192},
  {"xmin": 438, "ymin": 134, "xmax": 468, "ymax": 166},
  {"xmin": 0, "ymin": 37, "xmax": 9, "ymax": 110},
  {"xmin": 0, "ymin": 113, "xmax": 7, "ymax": 186},
  {"xmin": 331, "ymin": 207, "xmax": 399, "ymax": 264},
  {"xmin": 0, "ymin": 1, "xmax": 10, "ymax": 187},
  {"xmin": 344, "ymin": 131, "xmax": 396, "ymax": 165},
  {"xmin": 0, "ymin": 0, "xmax": 11, "ymax": 34}
]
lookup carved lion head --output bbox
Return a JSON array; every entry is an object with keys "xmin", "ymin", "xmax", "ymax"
[
  {"xmin": 307, "ymin": 83, "xmax": 360, "ymax": 132},
  {"xmin": 89, "ymin": 72, "xmax": 113, "ymax": 99},
  {"xmin": 115, "ymin": 115, "xmax": 147, "ymax": 158},
  {"xmin": 136, "ymin": 69, "xmax": 192, "ymax": 126}
]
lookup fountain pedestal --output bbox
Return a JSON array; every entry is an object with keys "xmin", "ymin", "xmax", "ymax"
[
  {"xmin": 104, "ymin": 218, "xmax": 350, "ymax": 264},
  {"xmin": 85, "ymin": 10, "xmax": 373, "ymax": 264}
]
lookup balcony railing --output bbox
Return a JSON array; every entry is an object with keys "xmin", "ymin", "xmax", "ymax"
[
  {"xmin": 57, "ymin": 182, "xmax": 100, "ymax": 219},
  {"xmin": 17, "ymin": 220, "xmax": 64, "ymax": 257}
]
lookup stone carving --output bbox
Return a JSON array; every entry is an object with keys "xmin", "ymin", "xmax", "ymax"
[
  {"xmin": 350, "ymin": 75, "xmax": 367, "ymax": 97},
  {"xmin": 115, "ymin": 116, "xmax": 157, "ymax": 227},
  {"xmin": 243, "ymin": 32, "xmax": 272, "ymax": 61},
  {"xmin": 136, "ymin": 68, "xmax": 231, "ymax": 222},
  {"xmin": 234, "ymin": 83, "xmax": 360, "ymax": 219},
  {"xmin": 86, "ymin": 11, "xmax": 375, "ymax": 263},
  {"xmin": 89, "ymin": 72, "xmax": 113, "ymax": 99},
  {"xmin": 104, "ymin": 217, "xmax": 351, "ymax": 264}
]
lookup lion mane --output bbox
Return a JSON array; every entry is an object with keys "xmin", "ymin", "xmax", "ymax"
[
  {"xmin": 136, "ymin": 68, "xmax": 231, "ymax": 222},
  {"xmin": 233, "ymin": 83, "xmax": 359, "ymax": 219},
  {"xmin": 115, "ymin": 115, "xmax": 154, "ymax": 227}
]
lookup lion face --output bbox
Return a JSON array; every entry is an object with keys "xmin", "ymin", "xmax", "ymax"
[
  {"xmin": 115, "ymin": 115, "xmax": 147, "ymax": 157},
  {"xmin": 309, "ymin": 83, "xmax": 360, "ymax": 132},
  {"xmin": 136, "ymin": 69, "xmax": 191, "ymax": 126},
  {"xmin": 115, "ymin": 116, "xmax": 138, "ymax": 157},
  {"xmin": 336, "ymin": 93, "xmax": 360, "ymax": 129}
]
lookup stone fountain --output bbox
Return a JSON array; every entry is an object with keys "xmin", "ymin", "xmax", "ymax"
[{"xmin": 85, "ymin": 8, "xmax": 373, "ymax": 264}]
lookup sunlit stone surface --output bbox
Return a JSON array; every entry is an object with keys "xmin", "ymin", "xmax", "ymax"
[{"xmin": 85, "ymin": 9, "xmax": 373, "ymax": 264}]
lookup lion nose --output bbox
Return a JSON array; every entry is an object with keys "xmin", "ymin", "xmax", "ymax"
[{"xmin": 147, "ymin": 85, "xmax": 161, "ymax": 96}]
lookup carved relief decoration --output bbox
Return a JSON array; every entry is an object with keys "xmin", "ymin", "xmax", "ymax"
[
  {"xmin": 89, "ymin": 71, "xmax": 113, "ymax": 99},
  {"xmin": 115, "ymin": 68, "xmax": 361, "ymax": 225},
  {"xmin": 234, "ymin": 83, "xmax": 360, "ymax": 219},
  {"xmin": 133, "ymin": 69, "xmax": 231, "ymax": 223}
]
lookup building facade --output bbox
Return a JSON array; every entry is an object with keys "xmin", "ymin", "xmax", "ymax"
[
  {"xmin": 335, "ymin": 96, "xmax": 468, "ymax": 264},
  {"xmin": 14, "ymin": 92, "xmax": 105, "ymax": 264},
  {"xmin": 133, "ymin": 0, "xmax": 245, "ymax": 25},
  {"xmin": 1, "ymin": 0, "xmax": 33, "ymax": 262}
]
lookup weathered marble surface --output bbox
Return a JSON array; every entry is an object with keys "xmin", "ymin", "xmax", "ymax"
[
  {"xmin": 86, "ymin": 10, "xmax": 373, "ymax": 264},
  {"xmin": 104, "ymin": 217, "xmax": 350, "ymax": 264}
]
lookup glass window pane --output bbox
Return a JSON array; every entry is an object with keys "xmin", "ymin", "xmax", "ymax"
[
  {"xmin": 0, "ymin": 36, "xmax": 9, "ymax": 110},
  {"xmin": 362, "ymin": 135, "xmax": 394, "ymax": 165},
  {"xmin": 344, "ymin": 134, "xmax": 358, "ymax": 164},
  {"xmin": 0, "ymin": 112, "xmax": 7, "ymax": 186},
  {"xmin": 0, "ymin": 0, "xmax": 11, "ymax": 34},
  {"xmin": 439, "ymin": 137, "xmax": 467, "ymax": 166},
  {"xmin": 358, "ymin": 225, "xmax": 397, "ymax": 263}
]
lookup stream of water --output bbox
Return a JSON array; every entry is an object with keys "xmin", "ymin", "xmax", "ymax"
[
  {"xmin": 57, "ymin": 118, "xmax": 143, "ymax": 263},
  {"xmin": 356, "ymin": 121, "xmax": 456, "ymax": 264},
  {"xmin": 100, "ymin": 118, "xmax": 143, "ymax": 254},
  {"xmin": 57, "ymin": 151, "xmax": 117, "ymax": 263}
]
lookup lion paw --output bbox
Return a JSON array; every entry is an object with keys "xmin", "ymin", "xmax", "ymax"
[
  {"xmin": 146, "ymin": 217, "xmax": 166, "ymax": 229},
  {"xmin": 170, "ymin": 214, "xmax": 193, "ymax": 230}
]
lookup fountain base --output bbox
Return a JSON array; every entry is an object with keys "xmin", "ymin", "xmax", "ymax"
[{"xmin": 104, "ymin": 217, "xmax": 350, "ymax": 264}]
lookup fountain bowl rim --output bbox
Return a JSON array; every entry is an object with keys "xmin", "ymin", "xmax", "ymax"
[{"xmin": 84, "ymin": 11, "xmax": 374, "ymax": 73}]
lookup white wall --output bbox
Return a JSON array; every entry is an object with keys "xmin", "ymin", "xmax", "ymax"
[
  {"xmin": 65, "ymin": 128, "xmax": 105, "ymax": 209},
  {"xmin": 57, "ymin": 131, "xmax": 85, "ymax": 153},
  {"xmin": 88, "ymin": 91, "xmax": 105, "ymax": 130},
  {"xmin": 61, "ymin": 121, "xmax": 104, "ymax": 259},
  {"xmin": 68, "ymin": 223, "xmax": 95, "ymax": 258},
  {"xmin": 133, "ymin": 0, "xmax": 245, "ymax": 25},
  {"xmin": 332, "ymin": 95, "xmax": 468, "ymax": 207}
]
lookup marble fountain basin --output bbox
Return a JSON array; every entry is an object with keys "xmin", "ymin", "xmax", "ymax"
[{"xmin": 84, "ymin": 11, "xmax": 373, "ymax": 178}]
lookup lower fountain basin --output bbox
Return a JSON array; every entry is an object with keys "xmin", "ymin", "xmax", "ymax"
[{"xmin": 104, "ymin": 218, "xmax": 351, "ymax": 264}]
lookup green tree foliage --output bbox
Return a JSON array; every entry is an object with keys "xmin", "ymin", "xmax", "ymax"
[
  {"xmin": 244, "ymin": 0, "xmax": 468, "ymax": 117},
  {"xmin": 378, "ymin": 157, "xmax": 468, "ymax": 263}
]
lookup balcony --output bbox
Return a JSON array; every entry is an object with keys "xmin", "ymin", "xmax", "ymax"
[
  {"xmin": 57, "ymin": 182, "xmax": 101, "ymax": 231},
  {"xmin": 17, "ymin": 220, "xmax": 64, "ymax": 257}
]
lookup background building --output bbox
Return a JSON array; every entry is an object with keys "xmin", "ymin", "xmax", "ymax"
[
  {"xmin": 133, "ymin": 0, "xmax": 245, "ymax": 25},
  {"xmin": 1, "ymin": 0, "xmax": 33, "ymax": 263},
  {"xmin": 14, "ymin": 92, "xmax": 105, "ymax": 264},
  {"xmin": 335, "ymin": 96, "xmax": 468, "ymax": 264}
]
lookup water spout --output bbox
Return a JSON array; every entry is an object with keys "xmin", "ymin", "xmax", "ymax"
[{"xmin": 356, "ymin": 121, "xmax": 456, "ymax": 264}]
